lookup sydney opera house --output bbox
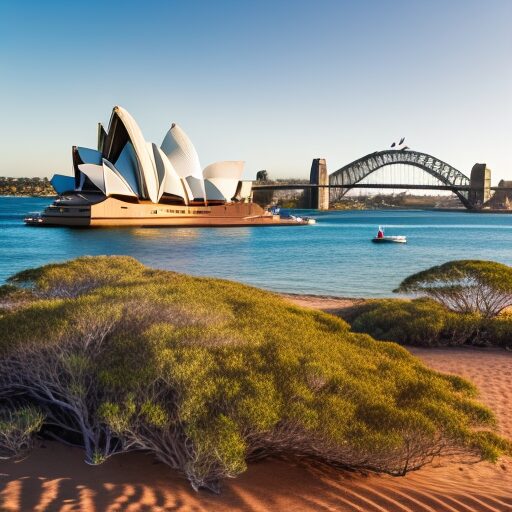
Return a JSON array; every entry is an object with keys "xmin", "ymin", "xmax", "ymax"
[{"xmin": 26, "ymin": 106, "xmax": 298, "ymax": 227}]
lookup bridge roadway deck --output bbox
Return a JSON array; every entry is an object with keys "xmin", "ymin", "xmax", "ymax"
[
  {"xmin": 253, "ymin": 183, "xmax": 470, "ymax": 191},
  {"xmin": 253, "ymin": 184, "xmax": 510, "ymax": 191}
]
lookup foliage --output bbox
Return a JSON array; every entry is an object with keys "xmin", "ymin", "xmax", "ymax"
[
  {"xmin": 0, "ymin": 284, "xmax": 34, "ymax": 315},
  {"xmin": 395, "ymin": 260, "xmax": 512, "ymax": 318},
  {"xmin": 349, "ymin": 298, "xmax": 512, "ymax": 348},
  {"xmin": 8, "ymin": 255, "xmax": 147, "ymax": 298},
  {"xmin": 350, "ymin": 298, "xmax": 481, "ymax": 346},
  {"xmin": 0, "ymin": 177, "xmax": 54, "ymax": 197},
  {"xmin": 0, "ymin": 256, "xmax": 509, "ymax": 491},
  {"xmin": 479, "ymin": 315, "xmax": 512, "ymax": 348},
  {"xmin": 0, "ymin": 405, "xmax": 44, "ymax": 460}
]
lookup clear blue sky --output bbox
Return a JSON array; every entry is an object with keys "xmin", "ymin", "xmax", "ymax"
[{"xmin": 1, "ymin": 0, "xmax": 511, "ymax": 182}]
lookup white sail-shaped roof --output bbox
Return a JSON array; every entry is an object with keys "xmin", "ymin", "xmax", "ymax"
[
  {"xmin": 78, "ymin": 163, "xmax": 105, "ymax": 192},
  {"xmin": 151, "ymin": 145, "xmax": 188, "ymax": 203},
  {"xmin": 161, "ymin": 123, "xmax": 205, "ymax": 200},
  {"xmin": 203, "ymin": 161, "xmax": 244, "ymax": 201},
  {"xmin": 78, "ymin": 161, "xmax": 137, "ymax": 198},
  {"xmin": 72, "ymin": 146, "xmax": 103, "ymax": 190},
  {"xmin": 185, "ymin": 176, "xmax": 206, "ymax": 201},
  {"xmin": 102, "ymin": 160, "xmax": 138, "ymax": 197},
  {"xmin": 114, "ymin": 142, "xmax": 141, "ymax": 196},
  {"xmin": 161, "ymin": 123, "xmax": 202, "ymax": 178},
  {"xmin": 105, "ymin": 106, "xmax": 160, "ymax": 203},
  {"xmin": 236, "ymin": 181, "xmax": 253, "ymax": 202},
  {"xmin": 146, "ymin": 143, "xmax": 168, "ymax": 202},
  {"xmin": 202, "ymin": 161, "xmax": 245, "ymax": 180},
  {"xmin": 204, "ymin": 180, "xmax": 227, "ymax": 201},
  {"xmin": 52, "ymin": 106, "xmax": 250, "ymax": 206}
]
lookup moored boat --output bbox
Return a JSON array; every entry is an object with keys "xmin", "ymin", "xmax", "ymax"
[
  {"xmin": 372, "ymin": 235, "xmax": 407, "ymax": 243},
  {"xmin": 372, "ymin": 226, "xmax": 407, "ymax": 243},
  {"xmin": 287, "ymin": 214, "xmax": 316, "ymax": 225}
]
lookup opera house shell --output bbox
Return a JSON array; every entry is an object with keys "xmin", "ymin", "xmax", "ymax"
[{"xmin": 27, "ymin": 106, "xmax": 295, "ymax": 227}]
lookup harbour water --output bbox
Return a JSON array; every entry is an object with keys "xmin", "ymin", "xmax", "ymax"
[{"xmin": 1, "ymin": 197, "xmax": 512, "ymax": 298}]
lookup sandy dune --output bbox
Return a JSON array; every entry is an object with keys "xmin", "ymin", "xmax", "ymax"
[
  {"xmin": 1, "ymin": 297, "xmax": 511, "ymax": 511},
  {"xmin": 1, "ymin": 434, "xmax": 511, "ymax": 512}
]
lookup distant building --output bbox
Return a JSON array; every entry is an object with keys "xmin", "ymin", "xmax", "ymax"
[{"xmin": 487, "ymin": 180, "xmax": 512, "ymax": 209}]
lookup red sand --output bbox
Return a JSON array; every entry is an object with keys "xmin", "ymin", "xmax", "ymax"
[{"xmin": 1, "ymin": 296, "xmax": 511, "ymax": 511}]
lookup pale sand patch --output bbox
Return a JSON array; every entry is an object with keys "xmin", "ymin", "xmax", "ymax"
[
  {"xmin": 279, "ymin": 292, "xmax": 364, "ymax": 312},
  {"xmin": 1, "ymin": 297, "xmax": 511, "ymax": 511}
]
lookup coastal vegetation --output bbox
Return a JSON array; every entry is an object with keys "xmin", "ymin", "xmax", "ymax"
[
  {"xmin": 253, "ymin": 189, "xmax": 461, "ymax": 210},
  {"xmin": 330, "ymin": 193, "xmax": 462, "ymax": 210},
  {"xmin": 349, "ymin": 298, "xmax": 512, "ymax": 347},
  {"xmin": 395, "ymin": 260, "xmax": 512, "ymax": 318},
  {"xmin": 348, "ymin": 260, "xmax": 512, "ymax": 347},
  {"xmin": 0, "ymin": 256, "xmax": 509, "ymax": 491},
  {"xmin": 0, "ymin": 177, "xmax": 54, "ymax": 197}
]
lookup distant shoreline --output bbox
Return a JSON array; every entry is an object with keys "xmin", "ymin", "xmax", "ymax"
[
  {"xmin": 0, "ymin": 194, "xmax": 55, "ymax": 198},
  {"xmin": 327, "ymin": 206, "xmax": 512, "ymax": 214},
  {"xmin": 2, "ymin": 196, "xmax": 512, "ymax": 213}
]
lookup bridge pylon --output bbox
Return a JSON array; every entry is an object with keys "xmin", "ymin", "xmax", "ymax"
[
  {"xmin": 468, "ymin": 163, "xmax": 491, "ymax": 209},
  {"xmin": 307, "ymin": 158, "xmax": 329, "ymax": 209}
]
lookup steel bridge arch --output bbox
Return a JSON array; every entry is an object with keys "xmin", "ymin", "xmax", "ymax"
[{"xmin": 329, "ymin": 150, "xmax": 471, "ymax": 208}]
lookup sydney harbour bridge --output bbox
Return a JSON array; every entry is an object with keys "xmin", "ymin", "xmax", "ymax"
[{"xmin": 252, "ymin": 149, "xmax": 497, "ymax": 210}]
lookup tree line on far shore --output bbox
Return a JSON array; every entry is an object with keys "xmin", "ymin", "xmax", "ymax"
[{"xmin": 0, "ymin": 177, "xmax": 55, "ymax": 196}]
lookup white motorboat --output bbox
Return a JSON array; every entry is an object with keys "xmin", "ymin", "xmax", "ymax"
[
  {"xmin": 288, "ymin": 215, "xmax": 316, "ymax": 225},
  {"xmin": 372, "ymin": 235, "xmax": 407, "ymax": 243},
  {"xmin": 372, "ymin": 226, "xmax": 406, "ymax": 243}
]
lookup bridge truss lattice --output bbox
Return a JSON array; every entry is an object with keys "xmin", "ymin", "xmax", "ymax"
[{"xmin": 329, "ymin": 150, "xmax": 471, "ymax": 207}]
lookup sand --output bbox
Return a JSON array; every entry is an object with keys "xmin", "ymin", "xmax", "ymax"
[
  {"xmin": 1, "ymin": 296, "xmax": 511, "ymax": 511},
  {"xmin": 279, "ymin": 293, "xmax": 365, "ymax": 311}
]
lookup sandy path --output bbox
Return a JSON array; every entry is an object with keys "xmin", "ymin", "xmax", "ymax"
[{"xmin": 1, "ymin": 297, "xmax": 511, "ymax": 511}]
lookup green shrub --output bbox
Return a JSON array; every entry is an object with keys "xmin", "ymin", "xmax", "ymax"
[
  {"xmin": 479, "ymin": 315, "xmax": 512, "ymax": 348},
  {"xmin": 395, "ymin": 260, "xmax": 512, "ymax": 318},
  {"xmin": 351, "ymin": 298, "xmax": 483, "ymax": 346},
  {"xmin": 8, "ymin": 255, "xmax": 147, "ymax": 298},
  {"xmin": 0, "ymin": 256, "xmax": 509, "ymax": 491},
  {"xmin": 0, "ymin": 405, "xmax": 44, "ymax": 460},
  {"xmin": 350, "ymin": 298, "xmax": 512, "ymax": 348},
  {"xmin": 0, "ymin": 284, "xmax": 34, "ymax": 315}
]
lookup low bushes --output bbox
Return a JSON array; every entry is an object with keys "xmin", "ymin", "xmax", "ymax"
[
  {"xmin": 0, "ymin": 256, "xmax": 509, "ymax": 491},
  {"xmin": 479, "ymin": 315, "xmax": 512, "ymax": 347},
  {"xmin": 0, "ymin": 405, "xmax": 44, "ymax": 460},
  {"xmin": 347, "ymin": 259, "xmax": 512, "ymax": 348},
  {"xmin": 395, "ymin": 260, "xmax": 512, "ymax": 318},
  {"xmin": 349, "ymin": 298, "xmax": 512, "ymax": 347}
]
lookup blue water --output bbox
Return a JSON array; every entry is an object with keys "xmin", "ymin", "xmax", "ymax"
[{"xmin": 1, "ymin": 197, "xmax": 512, "ymax": 297}]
